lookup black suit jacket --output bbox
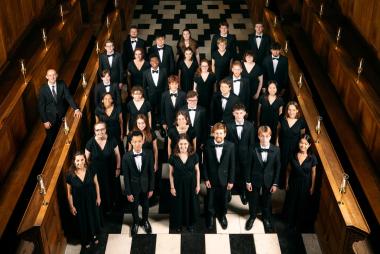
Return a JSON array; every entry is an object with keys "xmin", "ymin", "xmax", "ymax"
[
  {"xmin": 211, "ymin": 34, "xmax": 237, "ymax": 58},
  {"xmin": 99, "ymin": 52, "xmax": 124, "ymax": 84},
  {"xmin": 181, "ymin": 105, "xmax": 208, "ymax": 145},
  {"xmin": 203, "ymin": 139, "xmax": 235, "ymax": 186},
  {"xmin": 122, "ymin": 36, "xmax": 147, "ymax": 64},
  {"xmin": 245, "ymin": 144, "xmax": 281, "ymax": 188},
  {"xmin": 160, "ymin": 90, "xmax": 186, "ymax": 127},
  {"xmin": 38, "ymin": 80, "xmax": 78, "ymax": 124},
  {"xmin": 148, "ymin": 44, "xmax": 175, "ymax": 75},
  {"xmin": 210, "ymin": 92, "xmax": 240, "ymax": 125},
  {"xmin": 93, "ymin": 82, "xmax": 121, "ymax": 108},
  {"xmin": 226, "ymin": 121, "xmax": 255, "ymax": 170},
  {"xmin": 142, "ymin": 68, "xmax": 168, "ymax": 107},
  {"xmin": 122, "ymin": 149, "xmax": 155, "ymax": 195},
  {"xmin": 262, "ymin": 55, "xmax": 289, "ymax": 91},
  {"xmin": 225, "ymin": 76, "xmax": 251, "ymax": 109},
  {"xmin": 248, "ymin": 33, "xmax": 272, "ymax": 64}
]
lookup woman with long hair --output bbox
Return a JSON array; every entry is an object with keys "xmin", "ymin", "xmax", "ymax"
[
  {"xmin": 178, "ymin": 47, "xmax": 198, "ymax": 93},
  {"xmin": 193, "ymin": 59, "xmax": 216, "ymax": 115},
  {"xmin": 176, "ymin": 28, "xmax": 200, "ymax": 64}
]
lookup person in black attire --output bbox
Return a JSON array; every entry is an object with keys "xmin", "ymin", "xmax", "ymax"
[
  {"xmin": 262, "ymin": 42, "xmax": 289, "ymax": 96},
  {"xmin": 176, "ymin": 28, "xmax": 200, "ymax": 64},
  {"xmin": 123, "ymin": 25, "xmax": 147, "ymax": 65},
  {"xmin": 245, "ymin": 126, "xmax": 280, "ymax": 232},
  {"xmin": 99, "ymin": 40, "xmax": 124, "ymax": 87},
  {"xmin": 178, "ymin": 47, "xmax": 198, "ymax": 93},
  {"xmin": 94, "ymin": 69, "xmax": 121, "ymax": 108},
  {"xmin": 126, "ymin": 86, "xmax": 152, "ymax": 131},
  {"xmin": 210, "ymin": 78, "xmax": 240, "ymax": 125},
  {"xmin": 248, "ymin": 22, "xmax": 272, "ymax": 65},
  {"xmin": 123, "ymin": 130, "xmax": 155, "ymax": 236},
  {"xmin": 226, "ymin": 61, "xmax": 251, "ymax": 109},
  {"xmin": 194, "ymin": 59, "xmax": 216, "ymax": 117},
  {"xmin": 210, "ymin": 21, "xmax": 237, "ymax": 58},
  {"xmin": 284, "ymin": 134, "xmax": 317, "ymax": 231},
  {"xmin": 169, "ymin": 134, "xmax": 201, "ymax": 232},
  {"xmin": 142, "ymin": 54, "xmax": 168, "ymax": 129},
  {"xmin": 212, "ymin": 37, "xmax": 233, "ymax": 84},
  {"xmin": 204, "ymin": 122, "xmax": 235, "ymax": 230},
  {"xmin": 127, "ymin": 48, "xmax": 150, "ymax": 89},
  {"xmin": 66, "ymin": 151, "xmax": 101, "ymax": 250},
  {"xmin": 161, "ymin": 75, "xmax": 186, "ymax": 131},
  {"xmin": 38, "ymin": 69, "xmax": 82, "ymax": 148},
  {"xmin": 226, "ymin": 104, "xmax": 255, "ymax": 205},
  {"xmin": 148, "ymin": 33, "xmax": 175, "ymax": 75}
]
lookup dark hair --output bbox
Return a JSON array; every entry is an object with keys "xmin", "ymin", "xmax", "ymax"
[
  {"xmin": 173, "ymin": 134, "xmax": 195, "ymax": 156},
  {"xmin": 149, "ymin": 54, "xmax": 160, "ymax": 61},
  {"xmin": 186, "ymin": 90, "xmax": 198, "ymax": 99},
  {"xmin": 297, "ymin": 134, "xmax": 313, "ymax": 155},
  {"xmin": 134, "ymin": 47, "xmax": 145, "ymax": 58},
  {"xmin": 232, "ymin": 103, "xmax": 246, "ymax": 112},
  {"xmin": 195, "ymin": 58, "xmax": 213, "ymax": 76},
  {"xmin": 101, "ymin": 92, "xmax": 114, "ymax": 108},
  {"xmin": 175, "ymin": 110, "xmax": 190, "ymax": 126},
  {"xmin": 271, "ymin": 42, "xmax": 282, "ymax": 50},
  {"xmin": 155, "ymin": 32, "xmax": 165, "ymax": 39},
  {"xmin": 101, "ymin": 69, "xmax": 110, "ymax": 78},
  {"xmin": 219, "ymin": 78, "xmax": 233, "ymax": 88},
  {"xmin": 131, "ymin": 86, "xmax": 144, "ymax": 97},
  {"xmin": 129, "ymin": 25, "xmax": 138, "ymax": 31},
  {"xmin": 130, "ymin": 130, "xmax": 143, "ymax": 139},
  {"xmin": 264, "ymin": 80, "xmax": 279, "ymax": 100},
  {"xmin": 243, "ymin": 50, "xmax": 256, "ymax": 62},
  {"xmin": 178, "ymin": 29, "xmax": 198, "ymax": 55},
  {"xmin": 285, "ymin": 101, "xmax": 301, "ymax": 119},
  {"xmin": 68, "ymin": 151, "xmax": 88, "ymax": 176},
  {"xmin": 131, "ymin": 114, "xmax": 153, "ymax": 142},
  {"xmin": 219, "ymin": 21, "xmax": 229, "ymax": 28},
  {"xmin": 105, "ymin": 39, "xmax": 114, "ymax": 45}
]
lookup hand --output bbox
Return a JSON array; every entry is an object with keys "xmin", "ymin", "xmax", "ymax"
[
  {"xmin": 74, "ymin": 110, "xmax": 82, "ymax": 118},
  {"xmin": 195, "ymin": 185, "xmax": 200, "ymax": 194},
  {"xmin": 227, "ymin": 183, "xmax": 234, "ymax": 190},
  {"xmin": 170, "ymin": 188, "xmax": 176, "ymax": 196},
  {"xmin": 43, "ymin": 122, "xmax": 52, "ymax": 129},
  {"xmin": 205, "ymin": 180, "xmax": 211, "ymax": 189},
  {"xmin": 246, "ymin": 183, "xmax": 253, "ymax": 192},
  {"xmin": 127, "ymin": 195, "xmax": 134, "ymax": 202},
  {"xmin": 253, "ymin": 93, "xmax": 260, "ymax": 100},
  {"xmin": 270, "ymin": 185, "xmax": 278, "ymax": 193},
  {"xmin": 96, "ymin": 197, "xmax": 101, "ymax": 206},
  {"xmin": 154, "ymin": 162, "xmax": 158, "ymax": 172},
  {"xmin": 148, "ymin": 191, "xmax": 153, "ymax": 198},
  {"xmin": 70, "ymin": 206, "xmax": 77, "ymax": 216},
  {"xmin": 115, "ymin": 168, "xmax": 120, "ymax": 177},
  {"xmin": 309, "ymin": 187, "xmax": 314, "ymax": 195},
  {"xmin": 119, "ymin": 83, "xmax": 124, "ymax": 89}
]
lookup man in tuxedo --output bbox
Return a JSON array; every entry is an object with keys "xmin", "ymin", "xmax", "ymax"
[
  {"xmin": 99, "ymin": 40, "xmax": 124, "ymax": 88},
  {"xmin": 245, "ymin": 126, "xmax": 280, "ymax": 232},
  {"xmin": 226, "ymin": 61, "xmax": 251, "ymax": 109},
  {"xmin": 211, "ymin": 21, "xmax": 237, "ymax": 58},
  {"xmin": 148, "ymin": 33, "xmax": 175, "ymax": 75},
  {"xmin": 142, "ymin": 54, "xmax": 168, "ymax": 128},
  {"xmin": 123, "ymin": 130, "xmax": 155, "ymax": 236},
  {"xmin": 210, "ymin": 79, "xmax": 240, "ymax": 125},
  {"xmin": 122, "ymin": 25, "xmax": 147, "ymax": 65},
  {"xmin": 161, "ymin": 75, "xmax": 186, "ymax": 130},
  {"xmin": 248, "ymin": 22, "xmax": 272, "ymax": 65},
  {"xmin": 262, "ymin": 42, "xmax": 289, "ymax": 96},
  {"xmin": 94, "ymin": 69, "xmax": 121, "ymax": 108},
  {"xmin": 226, "ymin": 104, "xmax": 255, "ymax": 205},
  {"xmin": 204, "ymin": 122, "xmax": 235, "ymax": 229},
  {"xmin": 38, "ymin": 69, "xmax": 82, "ymax": 147}
]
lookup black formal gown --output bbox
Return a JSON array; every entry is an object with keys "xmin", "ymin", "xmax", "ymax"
[
  {"xmin": 284, "ymin": 154, "xmax": 317, "ymax": 229},
  {"xmin": 178, "ymin": 60, "xmax": 198, "ymax": 93},
  {"xmin": 127, "ymin": 60, "xmax": 150, "ymax": 87},
  {"xmin": 126, "ymin": 100, "xmax": 151, "ymax": 131},
  {"xmin": 194, "ymin": 73, "xmax": 216, "ymax": 113},
  {"xmin": 242, "ymin": 63, "xmax": 263, "ymax": 121},
  {"xmin": 66, "ymin": 166, "xmax": 101, "ymax": 246},
  {"xmin": 169, "ymin": 154, "xmax": 199, "ymax": 229},
  {"xmin": 212, "ymin": 50, "xmax": 233, "ymax": 83},
  {"xmin": 168, "ymin": 126, "xmax": 196, "ymax": 151},
  {"xmin": 259, "ymin": 95, "xmax": 284, "ymax": 141},
  {"xmin": 85, "ymin": 137, "xmax": 118, "ymax": 214}
]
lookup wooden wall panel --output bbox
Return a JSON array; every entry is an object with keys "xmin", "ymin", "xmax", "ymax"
[{"xmin": 0, "ymin": 127, "xmax": 17, "ymax": 183}]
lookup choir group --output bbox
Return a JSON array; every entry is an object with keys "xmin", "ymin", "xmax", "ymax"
[{"xmin": 39, "ymin": 21, "xmax": 317, "ymax": 250}]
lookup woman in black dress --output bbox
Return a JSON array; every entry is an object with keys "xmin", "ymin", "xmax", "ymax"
[
  {"xmin": 178, "ymin": 48, "xmax": 198, "ymax": 93},
  {"xmin": 193, "ymin": 59, "xmax": 216, "ymax": 113},
  {"xmin": 284, "ymin": 134, "xmax": 317, "ymax": 231},
  {"xmin": 85, "ymin": 122, "xmax": 121, "ymax": 215},
  {"xmin": 127, "ymin": 48, "xmax": 150, "ymax": 88},
  {"xmin": 277, "ymin": 101, "xmax": 306, "ymax": 186},
  {"xmin": 257, "ymin": 81, "xmax": 284, "ymax": 142},
  {"xmin": 169, "ymin": 134, "xmax": 200, "ymax": 232},
  {"xmin": 66, "ymin": 151, "xmax": 101, "ymax": 250},
  {"xmin": 167, "ymin": 110, "xmax": 197, "ymax": 158},
  {"xmin": 126, "ymin": 86, "xmax": 152, "ymax": 131},
  {"xmin": 176, "ymin": 29, "xmax": 200, "ymax": 64},
  {"xmin": 212, "ymin": 37, "xmax": 233, "ymax": 85}
]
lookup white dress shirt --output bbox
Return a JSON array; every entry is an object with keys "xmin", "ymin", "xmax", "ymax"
[
  {"xmin": 107, "ymin": 54, "xmax": 113, "ymax": 67},
  {"xmin": 233, "ymin": 76, "xmax": 241, "ymax": 96},
  {"xmin": 133, "ymin": 150, "xmax": 143, "ymax": 171},
  {"xmin": 188, "ymin": 107, "xmax": 196, "ymax": 126},
  {"xmin": 255, "ymin": 33, "xmax": 263, "ymax": 48},
  {"xmin": 170, "ymin": 90, "xmax": 177, "ymax": 107},
  {"xmin": 48, "ymin": 83, "xmax": 57, "ymax": 97},
  {"xmin": 221, "ymin": 94, "xmax": 229, "ymax": 111},
  {"xmin": 214, "ymin": 141, "xmax": 224, "ymax": 162},
  {"xmin": 260, "ymin": 145, "xmax": 270, "ymax": 162},
  {"xmin": 272, "ymin": 56, "xmax": 279, "ymax": 73},
  {"xmin": 131, "ymin": 38, "xmax": 137, "ymax": 51},
  {"xmin": 157, "ymin": 46, "xmax": 164, "ymax": 62},
  {"xmin": 104, "ymin": 82, "xmax": 111, "ymax": 93},
  {"xmin": 151, "ymin": 67, "xmax": 159, "ymax": 86},
  {"xmin": 235, "ymin": 121, "xmax": 244, "ymax": 139}
]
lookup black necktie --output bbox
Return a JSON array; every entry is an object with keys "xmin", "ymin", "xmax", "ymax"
[
  {"xmin": 259, "ymin": 148, "xmax": 270, "ymax": 153},
  {"xmin": 256, "ymin": 35, "xmax": 262, "ymax": 38},
  {"xmin": 152, "ymin": 70, "xmax": 159, "ymax": 74},
  {"xmin": 234, "ymin": 79, "xmax": 241, "ymax": 82},
  {"xmin": 170, "ymin": 93, "xmax": 177, "ymax": 97},
  {"xmin": 51, "ymin": 85, "xmax": 57, "ymax": 101},
  {"xmin": 215, "ymin": 144, "xmax": 224, "ymax": 148},
  {"xmin": 133, "ymin": 153, "xmax": 142, "ymax": 157}
]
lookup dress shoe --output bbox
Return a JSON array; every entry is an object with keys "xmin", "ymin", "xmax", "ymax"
[
  {"xmin": 142, "ymin": 220, "xmax": 152, "ymax": 234},
  {"xmin": 218, "ymin": 215, "xmax": 228, "ymax": 229},
  {"xmin": 240, "ymin": 192, "xmax": 247, "ymax": 205},
  {"xmin": 263, "ymin": 219, "xmax": 274, "ymax": 233},
  {"xmin": 206, "ymin": 216, "xmax": 214, "ymax": 230},
  {"xmin": 227, "ymin": 191, "xmax": 232, "ymax": 203},
  {"xmin": 245, "ymin": 216, "xmax": 256, "ymax": 230},
  {"xmin": 131, "ymin": 223, "xmax": 139, "ymax": 236}
]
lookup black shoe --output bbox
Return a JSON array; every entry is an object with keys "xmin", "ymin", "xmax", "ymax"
[
  {"xmin": 131, "ymin": 223, "xmax": 139, "ymax": 236},
  {"xmin": 206, "ymin": 216, "xmax": 214, "ymax": 230},
  {"xmin": 240, "ymin": 192, "xmax": 247, "ymax": 205},
  {"xmin": 142, "ymin": 220, "xmax": 152, "ymax": 234},
  {"xmin": 263, "ymin": 219, "xmax": 274, "ymax": 233},
  {"xmin": 227, "ymin": 191, "xmax": 232, "ymax": 203},
  {"xmin": 218, "ymin": 216, "xmax": 228, "ymax": 229},
  {"xmin": 245, "ymin": 216, "xmax": 256, "ymax": 230}
]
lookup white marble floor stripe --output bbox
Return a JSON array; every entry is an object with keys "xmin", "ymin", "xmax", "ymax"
[
  {"xmin": 205, "ymin": 234, "xmax": 231, "ymax": 254},
  {"xmin": 155, "ymin": 234, "xmax": 181, "ymax": 254},
  {"xmin": 105, "ymin": 234, "xmax": 132, "ymax": 254},
  {"xmin": 254, "ymin": 233, "xmax": 282, "ymax": 254}
]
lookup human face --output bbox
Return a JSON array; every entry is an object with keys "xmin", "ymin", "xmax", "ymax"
[
  {"xmin": 94, "ymin": 123, "xmax": 107, "ymax": 138},
  {"xmin": 287, "ymin": 105, "xmax": 298, "ymax": 119},
  {"xmin": 169, "ymin": 81, "xmax": 179, "ymax": 92},
  {"xmin": 101, "ymin": 73, "xmax": 111, "ymax": 84},
  {"xmin": 156, "ymin": 37, "xmax": 165, "ymax": 47},
  {"xmin": 218, "ymin": 42, "xmax": 226, "ymax": 51},
  {"xmin": 200, "ymin": 62, "xmax": 209, "ymax": 72},
  {"xmin": 102, "ymin": 94, "xmax": 113, "ymax": 108},
  {"xmin": 177, "ymin": 114, "xmax": 187, "ymax": 126},
  {"xmin": 46, "ymin": 69, "xmax": 58, "ymax": 84},
  {"xmin": 233, "ymin": 109, "xmax": 246, "ymax": 122},
  {"xmin": 136, "ymin": 119, "xmax": 146, "ymax": 131},
  {"xmin": 245, "ymin": 54, "xmax": 254, "ymax": 63},
  {"xmin": 271, "ymin": 49, "xmax": 280, "ymax": 57},
  {"xmin": 299, "ymin": 138, "xmax": 310, "ymax": 153},
  {"xmin": 150, "ymin": 57, "xmax": 159, "ymax": 69},
  {"xmin": 104, "ymin": 42, "xmax": 114, "ymax": 54},
  {"xmin": 132, "ymin": 90, "xmax": 143, "ymax": 100},
  {"xmin": 187, "ymin": 96, "xmax": 198, "ymax": 108},
  {"xmin": 178, "ymin": 139, "xmax": 189, "ymax": 153},
  {"xmin": 184, "ymin": 50, "xmax": 193, "ymax": 60},
  {"xmin": 255, "ymin": 24, "xmax": 264, "ymax": 35},
  {"xmin": 220, "ymin": 25, "xmax": 228, "ymax": 35},
  {"xmin": 258, "ymin": 131, "xmax": 271, "ymax": 146},
  {"xmin": 213, "ymin": 129, "xmax": 226, "ymax": 143},
  {"xmin": 267, "ymin": 83, "xmax": 277, "ymax": 95},
  {"xmin": 134, "ymin": 50, "xmax": 143, "ymax": 60},
  {"xmin": 130, "ymin": 28, "xmax": 138, "ymax": 38},
  {"xmin": 131, "ymin": 135, "xmax": 143, "ymax": 152},
  {"xmin": 232, "ymin": 65, "xmax": 242, "ymax": 77},
  {"xmin": 220, "ymin": 82, "xmax": 231, "ymax": 95},
  {"xmin": 74, "ymin": 155, "xmax": 86, "ymax": 169},
  {"xmin": 182, "ymin": 30, "xmax": 190, "ymax": 40}
]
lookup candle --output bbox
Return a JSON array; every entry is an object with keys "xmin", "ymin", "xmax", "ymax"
[
  {"xmin": 298, "ymin": 73, "xmax": 303, "ymax": 84},
  {"xmin": 359, "ymin": 58, "xmax": 364, "ymax": 70},
  {"xmin": 114, "ymin": 0, "xmax": 118, "ymax": 7},
  {"xmin": 319, "ymin": 3, "xmax": 324, "ymax": 17},
  {"xmin": 265, "ymin": 0, "xmax": 270, "ymax": 7},
  {"xmin": 42, "ymin": 28, "xmax": 46, "ymax": 39},
  {"xmin": 21, "ymin": 60, "xmax": 25, "ymax": 73},
  {"xmin": 60, "ymin": 4, "xmax": 63, "ymax": 17},
  {"xmin": 337, "ymin": 27, "xmax": 341, "ymax": 39},
  {"xmin": 96, "ymin": 41, "xmax": 100, "ymax": 53},
  {"xmin": 82, "ymin": 73, "xmax": 86, "ymax": 83},
  {"xmin": 106, "ymin": 16, "xmax": 110, "ymax": 28},
  {"xmin": 317, "ymin": 118, "xmax": 321, "ymax": 130},
  {"xmin": 274, "ymin": 16, "xmax": 277, "ymax": 26},
  {"xmin": 37, "ymin": 174, "xmax": 46, "ymax": 195}
]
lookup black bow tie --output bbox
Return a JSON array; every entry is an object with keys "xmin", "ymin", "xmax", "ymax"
[
  {"xmin": 236, "ymin": 124, "xmax": 244, "ymax": 127},
  {"xmin": 272, "ymin": 57, "xmax": 279, "ymax": 60},
  {"xmin": 214, "ymin": 144, "xmax": 224, "ymax": 148},
  {"xmin": 157, "ymin": 47, "xmax": 164, "ymax": 51},
  {"xmin": 104, "ymin": 84, "xmax": 110, "ymax": 88},
  {"xmin": 170, "ymin": 93, "xmax": 177, "ymax": 97},
  {"xmin": 188, "ymin": 109, "xmax": 196, "ymax": 111},
  {"xmin": 133, "ymin": 153, "xmax": 142, "ymax": 157},
  {"xmin": 131, "ymin": 40, "xmax": 137, "ymax": 44},
  {"xmin": 233, "ymin": 79, "xmax": 241, "ymax": 82},
  {"xmin": 107, "ymin": 54, "xmax": 114, "ymax": 58},
  {"xmin": 256, "ymin": 35, "xmax": 262, "ymax": 38},
  {"xmin": 221, "ymin": 95, "xmax": 229, "ymax": 100},
  {"xmin": 152, "ymin": 70, "xmax": 159, "ymax": 74},
  {"xmin": 259, "ymin": 148, "xmax": 270, "ymax": 152}
]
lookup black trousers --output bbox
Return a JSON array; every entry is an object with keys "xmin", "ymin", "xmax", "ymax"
[
  {"xmin": 131, "ymin": 191, "xmax": 149, "ymax": 224},
  {"xmin": 247, "ymin": 185, "xmax": 272, "ymax": 221},
  {"xmin": 207, "ymin": 185, "xmax": 228, "ymax": 218}
]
